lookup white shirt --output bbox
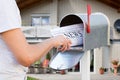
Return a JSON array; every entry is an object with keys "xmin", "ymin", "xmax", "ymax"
[{"xmin": 0, "ymin": 0, "xmax": 28, "ymax": 80}]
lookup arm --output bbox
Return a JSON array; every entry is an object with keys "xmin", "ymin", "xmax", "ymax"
[{"xmin": 1, "ymin": 28, "xmax": 71, "ymax": 67}]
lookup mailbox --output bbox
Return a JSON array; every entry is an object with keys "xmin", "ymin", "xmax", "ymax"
[
  {"xmin": 60, "ymin": 12, "xmax": 110, "ymax": 51},
  {"xmin": 49, "ymin": 12, "xmax": 110, "ymax": 70}
]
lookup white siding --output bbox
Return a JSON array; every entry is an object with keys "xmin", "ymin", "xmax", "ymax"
[
  {"xmin": 110, "ymin": 43, "xmax": 120, "ymax": 61},
  {"xmin": 21, "ymin": 0, "xmax": 58, "ymax": 26},
  {"xmin": 58, "ymin": 0, "xmax": 120, "ymax": 25}
]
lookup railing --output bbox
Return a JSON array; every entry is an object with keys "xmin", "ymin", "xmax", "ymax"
[{"xmin": 22, "ymin": 25, "xmax": 58, "ymax": 43}]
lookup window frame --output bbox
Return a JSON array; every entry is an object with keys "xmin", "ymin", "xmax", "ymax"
[{"xmin": 31, "ymin": 14, "xmax": 50, "ymax": 26}]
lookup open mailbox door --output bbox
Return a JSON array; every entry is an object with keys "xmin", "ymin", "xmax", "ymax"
[{"xmin": 49, "ymin": 12, "xmax": 110, "ymax": 70}]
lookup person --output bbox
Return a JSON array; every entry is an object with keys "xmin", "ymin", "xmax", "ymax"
[{"xmin": 0, "ymin": 0, "xmax": 71, "ymax": 80}]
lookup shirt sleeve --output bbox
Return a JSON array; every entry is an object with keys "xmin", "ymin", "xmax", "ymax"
[{"xmin": 0, "ymin": 0, "xmax": 21, "ymax": 33}]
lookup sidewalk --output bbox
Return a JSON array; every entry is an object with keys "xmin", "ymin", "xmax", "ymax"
[{"xmin": 27, "ymin": 73, "xmax": 120, "ymax": 80}]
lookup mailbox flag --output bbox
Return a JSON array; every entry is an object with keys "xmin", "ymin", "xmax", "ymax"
[{"xmin": 86, "ymin": 4, "xmax": 91, "ymax": 33}]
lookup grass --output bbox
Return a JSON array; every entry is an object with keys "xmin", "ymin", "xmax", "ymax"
[{"xmin": 27, "ymin": 76, "xmax": 39, "ymax": 80}]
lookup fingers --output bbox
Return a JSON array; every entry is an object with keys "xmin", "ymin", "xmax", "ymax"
[
  {"xmin": 58, "ymin": 36, "xmax": 72, "ymax": 52},
  {"xmin": 58, "ymin": 45, "xmax": 67, "ymax": 52},
  {"xmin": 52, "ymin": 35, "xmax": 72, "ymax": 52}
]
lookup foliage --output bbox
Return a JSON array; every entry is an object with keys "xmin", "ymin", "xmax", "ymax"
[
  {"xmin": 34, "ymin": 60, "xmax": 41, "ymax": 67},
  {"xmin": 111, "ymin": 60, "xmax": 119, "ymax": 65},
  {"xmin": 46, "ymin": 52, "xmax": 51, "ymax": 60},
  {"xmin": 110, "ymin": 66, "xmax": 120, "ymax": 73},
  {"xmin": 118, "ymin": 65, "xmax": 120, "ymax": 72},
  {"xmin": 34, "ymin": 60, "xmax": 41, "ymax": 64},
  {"xmin": 110, "ymin": 68, "xmax": 114, "ymax": 73}
]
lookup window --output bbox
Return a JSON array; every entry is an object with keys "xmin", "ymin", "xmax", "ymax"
[
  {"xmin": 41, "ymin": 16, "xmax": 49, "ymax": 25},
  {"xmin": 31, "ymin": 14, "xmax": 50, "ymax": 26},
  {"xmin": 32, "ymin": 17, "xmax": 40, "ymax": 26}
]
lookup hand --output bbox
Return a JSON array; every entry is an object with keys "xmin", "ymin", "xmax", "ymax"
[{"xmin": 51, "ymin": 35, "xmax": 72, "ymax": 52}]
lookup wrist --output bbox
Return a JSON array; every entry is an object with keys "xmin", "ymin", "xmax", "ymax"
[{"xmin": 49, "ymin": 37, "xmax": 56, "ymax": 48}]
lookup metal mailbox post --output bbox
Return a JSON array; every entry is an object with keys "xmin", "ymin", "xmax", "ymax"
[{"xmin": 50, "ymin": 12, "xmax": 110, "ymax": 80}]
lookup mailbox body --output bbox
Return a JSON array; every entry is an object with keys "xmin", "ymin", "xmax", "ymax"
[{"xmin": 60, "ymin": 12, "xmax": 110, "ymax": 51}]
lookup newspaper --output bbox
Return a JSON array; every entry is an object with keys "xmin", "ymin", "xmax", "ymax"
[{"xmin": 51, "ymin": 23, "xmax": 84, "ymax": 46}]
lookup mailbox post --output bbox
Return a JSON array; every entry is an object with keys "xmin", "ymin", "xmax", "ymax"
[
  {"xmin": 50, "ymin": 12, "xmax": 110, "ymax": 80},
  {"xmin": 81, "ymin": 51, "xmax": 90, "ymax": 80}
]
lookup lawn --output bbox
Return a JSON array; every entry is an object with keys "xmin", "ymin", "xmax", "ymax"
[{"xmin": 27, "ymin": 76, "xmax": 39, "ymax": 80}]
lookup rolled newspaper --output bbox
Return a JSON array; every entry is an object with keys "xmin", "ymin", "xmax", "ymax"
[{"xmin": 51, "ymin": 23, "xmax": 84, "ymax": 46}]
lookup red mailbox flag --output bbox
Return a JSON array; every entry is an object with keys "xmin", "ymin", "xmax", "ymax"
[{"xmin": 86, "ymin": 4, "xmax": 91, "ymax": 33}]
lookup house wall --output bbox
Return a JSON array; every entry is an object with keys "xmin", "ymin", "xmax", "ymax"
[
  {"xmin": 21, "ymin": 0, "xmax": 120, "ymax": 74},
  {"xmin": 21, "ymin": 0, "xmax": 120, "ymax": 38},
  {"xmin": 58, "ymin": 0, "xmax": 120, "ymax": 26},
  {"xmin": 110, "ymin": 43, "xmax": 120, "ymax": 61},
  {"xmin": 21, "ymin": 0, "xmax": 58, "ymax": 26}
]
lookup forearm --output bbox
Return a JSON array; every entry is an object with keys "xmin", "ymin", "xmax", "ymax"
[
  {"xmin": 28, "ymin": 38, "xmax": 54, "ymax": 64},
  {"xmin": 11, "ymin": 38, "xmax": 55, "ymax": 67},
  {"xmin": 1, "ymin": 29, "xmax": 54, "ymax": 66}
]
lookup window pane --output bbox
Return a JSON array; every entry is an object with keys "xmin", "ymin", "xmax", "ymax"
[
  {"xmin": 41, "ymin": 16, "xmax": 49, "ymax": 25},
  {"xmin": 32, "ymin": 17, "xmax": 40, "ymax": 26}
]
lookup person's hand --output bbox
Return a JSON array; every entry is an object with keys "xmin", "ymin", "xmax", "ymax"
[{"xmin": 51, "ymin": 35, "xmax": 72, "ymax": 52}]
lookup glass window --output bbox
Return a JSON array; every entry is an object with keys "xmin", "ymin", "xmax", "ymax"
[
  {"xmin": 32, "ymin": 17, "xmax": 41, "ymax": 26},
  {"xmin": 41, "ymin": 16, "xmax": 49, "ymax": 25},
  {"xmin": 31, "ymin": 15, "xmax": 50, "ymax": 26}
]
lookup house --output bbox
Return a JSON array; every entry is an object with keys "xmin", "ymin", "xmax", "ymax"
[{"xmin": 16, "ymin": 0, "xmax": 120, "ymax": 74}]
